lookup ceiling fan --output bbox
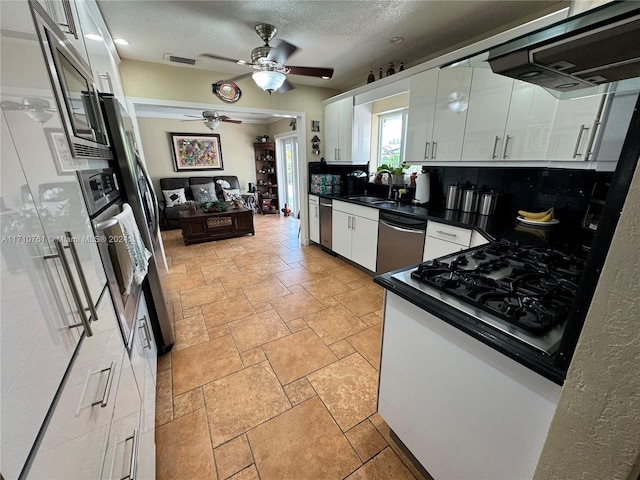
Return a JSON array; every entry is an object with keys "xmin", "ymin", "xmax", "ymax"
[
  {"xmin": 201, "ymin": 23, "xmax": 334, "ymax": 93},
  {"xmin": 181, "ymin": 110, "xmax": 242, "ymax": 130},
  {"xmin": 1, "ymin": 97, "xmax": 56, "ymax": 123}
]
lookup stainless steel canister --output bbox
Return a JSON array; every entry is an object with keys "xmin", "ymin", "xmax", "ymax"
[
  {"xmin": 461, "ymin": 187, "xmax": 479, "ymax": 213},
  {"xmin": 445, "ymin": 184, "xmax": 462, "ymax": 210},
  {"xmin": 478, "ymin": 191, "xmax": 499, "ymax": 216}
]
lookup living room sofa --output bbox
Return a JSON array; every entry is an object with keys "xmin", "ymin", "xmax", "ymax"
[{"xmin": 159, "ymin": 176, "xmax": 254, "ymax": 230}]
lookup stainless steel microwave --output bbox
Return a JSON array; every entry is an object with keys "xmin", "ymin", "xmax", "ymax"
[{"xmin": 30, "ymin": 1, "xmax": 112, "ymax": 160}]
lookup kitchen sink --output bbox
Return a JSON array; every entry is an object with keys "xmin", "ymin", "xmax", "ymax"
[
  {"xmin": 371, "ymin": 201, "xmax": 398, "ymax": 207},
  {"xmin": 346, "ymin": 195, "xmax": 388, "ymax": 203}
]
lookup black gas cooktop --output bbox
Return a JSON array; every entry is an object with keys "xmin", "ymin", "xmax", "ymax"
[{"xmin": 396, "ymin": 240, "xmax": 586, "ymax": 355}]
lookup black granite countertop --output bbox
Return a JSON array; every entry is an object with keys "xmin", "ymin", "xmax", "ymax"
[{"xmin": 312, "ymin": 193, "xmax": 573, "ymax": 249}]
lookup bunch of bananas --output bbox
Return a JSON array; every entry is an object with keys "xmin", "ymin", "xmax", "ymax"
[{"xmin": 518, "ymin": 207, "xmax": 555, "ymax": 222}]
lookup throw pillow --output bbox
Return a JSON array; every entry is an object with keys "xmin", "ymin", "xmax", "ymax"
[
  {"xmin": 216, "ymin": 179, "xmax": 231, "ymax": 189},
  {"xmin": 222, "ymin": 188, "xmax": 242, "ymax": 201},
  {"xmin": 190, "ymin": 182, "xmax": 217, "ymax": 204},
  {"xmin": 162, "ymin": 188, "xmax": 187, "ymax": 207}
]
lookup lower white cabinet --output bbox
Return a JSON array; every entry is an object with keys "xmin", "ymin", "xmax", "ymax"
[
  {"xmin": 378, "ymin": 292, "xmax": 561, "ymax": 480},
  {"xmin": 423, "ymin": 221, "xmax": 489, "ymax": 261},
  {"xmin": 332, "ymin": 200, "xmax": 379, "ymax": 272},
  {"xmin": 27, "ymin": 295, "xmax": 132, "ymax": 479},
  {"xmin": 308, "ymin": 195, "xmax": 320, "ymax": 244},
  {"xmin": 130, "ymin": 292, "xmax": 157, "ymax": 480}
]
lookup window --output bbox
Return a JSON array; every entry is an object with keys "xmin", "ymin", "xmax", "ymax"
[{"xmin": 377, "ymin": 110, "xmax": 407, "ymax": 168}]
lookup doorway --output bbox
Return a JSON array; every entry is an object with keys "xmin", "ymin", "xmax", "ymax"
[{"xmin": 276, "ymin": 134, "xmax": 299, "ymax": 217}]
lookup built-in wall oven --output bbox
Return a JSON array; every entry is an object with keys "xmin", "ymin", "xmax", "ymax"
[{"xmin": 78, "ymin": 168, "xmax": 141, "ymax": 349}]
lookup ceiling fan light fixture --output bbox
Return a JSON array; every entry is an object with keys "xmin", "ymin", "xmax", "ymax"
[
  {"xmin": 252, "ymin": 70, "xmax": 286, "ymax": 93},
  {"xmin": 204, "ymin": 118, "xmax": 221, "ymax": 130}
]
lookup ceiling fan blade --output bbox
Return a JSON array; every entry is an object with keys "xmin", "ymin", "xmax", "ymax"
[
  {"xmin": 278, "ymin": 78, "xmax": 296, "ymax": 93},
  {"xmin": 184, "ymin": 114, "xmax": 204, "ymax": 119},
  {"xmin": 267, "ymin": 39, "xmax": 298, "ymax": 65},
  {"xmin": 286, "ymin": 66, "xmax": 334, "ymax": 79},
  {"xmin": 180, "ymin": 118, "xmax": 206, "ymax": 122},
  {"xmin": 220, "ymin": 118, "xmax": 242, "ymax": 124},
  {"xmin": 201, "ymin": 52, "xmax": 248, "ymax": 64},
  {"xmin": 222, "ymin": 72, "xmax": 253, "ymax": 83}
]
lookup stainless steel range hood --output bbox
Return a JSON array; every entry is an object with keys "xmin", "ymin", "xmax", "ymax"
[{"xmin": 488, "ymin": 3, "xmax": 640, "ymax": 92}]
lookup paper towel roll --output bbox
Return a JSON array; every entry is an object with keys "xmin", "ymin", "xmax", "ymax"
[{"xmin": 414, "ymin": 173, "xmax": 430, "ymax": 203}]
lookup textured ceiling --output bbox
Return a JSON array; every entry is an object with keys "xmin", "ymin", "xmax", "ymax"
[{"xmin": 97, "ymin": 0, "xmax": 569, "ymax": 94}]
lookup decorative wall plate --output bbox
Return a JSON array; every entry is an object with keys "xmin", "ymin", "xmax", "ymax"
[{"xmin": 212, "ymin": 81, "xmax": 241, "ymax": 103}]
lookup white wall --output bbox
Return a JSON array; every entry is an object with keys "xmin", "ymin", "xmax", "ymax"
[{"xmin": 136, "ymin": 117, "xmax": 267, "ymax": 194}]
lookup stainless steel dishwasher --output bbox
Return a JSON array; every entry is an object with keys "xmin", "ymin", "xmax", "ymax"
[
  {"xmin": 376, "ymin": 211, "xmax": 427, "ymax": 274},
  {"xmin": 319, "ymin": 199, "xmax": 333, "ymax": 251}
]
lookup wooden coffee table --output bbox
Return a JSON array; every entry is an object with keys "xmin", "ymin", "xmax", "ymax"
[{"xmin": 179, "ymin": 206, "xmax": 254, "ymax": 245}]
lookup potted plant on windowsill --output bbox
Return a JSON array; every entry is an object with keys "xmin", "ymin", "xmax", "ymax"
[{"xmin": 377, "ymin": 162, "xmax": 409, "ymax": 185}]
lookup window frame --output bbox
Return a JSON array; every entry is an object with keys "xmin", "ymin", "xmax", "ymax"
[{"xmin": 376, "ymin": 109, "xmax": 408, "ymax": 169}]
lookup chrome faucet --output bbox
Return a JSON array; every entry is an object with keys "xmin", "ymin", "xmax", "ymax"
[{"xmin": 374, "ymin": 169, "xmax": 394, "ymax": 199}]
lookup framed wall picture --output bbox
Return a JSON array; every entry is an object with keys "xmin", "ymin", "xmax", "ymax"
[
  {"xmin": 311, "ymin": 120, "xmax": 320, "ymax": 132},
  {"xmin": 169, "ymin": 133, "xmax": 224, "ymax": 171},
  {"xmin": 45, "ymin": 128, "xmax": 88, "ymax": 174}
]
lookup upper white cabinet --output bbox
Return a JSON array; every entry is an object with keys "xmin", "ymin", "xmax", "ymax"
[
  {"xmin": 37, "ymin": 0, "xmax": 89, "ymax": 65},
  {"xmin": 405, "ymin": 67, "xmax": 472, "ymax": 162},
  {"xmin": 75, "ymin": 1, "xmax": 126, "ymax": 101},
  {"xmin": 405, "ymin": 68, "xmax": 438, "ymax": 163},
  {"xmin": 332, "ymin": 200, "xmax": 379, "ymax": 272},
  {"xmin": 546, "ymin": 94, "xmax": 604, "ymax": 161},
  {"xmin": 461, "ymin": 68, "xmax": 513, "ymax": 161},
  {"xmin": 325, "ymin": 96, "xmax": 354, "ymax": 162},
  {"xmin": 431, "ymin": 67, "xmax": 473, "ymax": 161}
]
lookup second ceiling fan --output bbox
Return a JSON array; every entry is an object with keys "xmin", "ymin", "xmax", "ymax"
[
  {"xmin": 201, "ymin": 23, "xmax": 334, "ymax": 93},
  {"xmin": 182, "ymin": 110, "xmax": 242, "ymax": 130}
]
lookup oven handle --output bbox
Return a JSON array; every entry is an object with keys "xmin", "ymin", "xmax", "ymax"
[
  {"xmin": 65, "ymin": 231, "xmax": 99, "ymax": 322},
  {"xmin": 380, "ymin": 220, "xmax": 426, "ymax": 235}
]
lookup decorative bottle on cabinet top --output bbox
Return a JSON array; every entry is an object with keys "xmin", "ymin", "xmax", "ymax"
[{"xmin": 367, "ymin": 70, "xmax": 375, "ymax": 83}]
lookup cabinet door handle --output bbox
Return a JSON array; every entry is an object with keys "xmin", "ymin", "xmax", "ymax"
[
  {"xmin": 119, "ymin": 429, "xmax": 138, "ymax": 480},
  {"xmin": 65, "ymin": 232, "xmax": 98, "ymax": 323},
  {"xmin": 139, "ymin": 317, "xmax": 152, "ymax": 350},
  {"xmin": 315, "ymin": 206, "xmax": 318, "ymax": 218},
  {"xmin": 347, "ymin": 216, "xmax": 352, "ymax": 229},
  {"xmin": 424, "ymin": 141, "xmax": 430, "ymax": 159},
  {"xmin": 54, "ymin": 239, "xmax": 92, "ymax": 336},
  {"xmin": 91, "ymin": 361, "xmax": 116, "ymax": 407},
  {"xmin": 431, "ymin": 141, "xmax": 437, "ymax": 160},
  {"xmin": 491, "ymin": 136, "xmax": 500, "ymax": 159},
  {"xmin": 573, "ymin": 125, "xmax": 588, "ymax": 158},
  {"xmin": 436, "ymin": 230, "xmax": 457, "ymax": 238},
  {"xmin": 352, "ymin": 216, "xmax": 356, "ymax": 230},
  {"xmin": 502, "ymin": 135, "xmax": 511, "ymax": 159}
]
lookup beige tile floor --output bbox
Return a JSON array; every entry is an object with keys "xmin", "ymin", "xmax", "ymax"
[{"xmin": 156, "ymin": 214, "xmax": 431, "ymax": 480}]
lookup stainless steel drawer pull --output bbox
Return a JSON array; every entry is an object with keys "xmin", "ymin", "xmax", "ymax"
[
  {"xmin": 573, "ymin": 125, "xmax": 588, "ymax": 158},
  {"xmin": 491, "ymin": 136, "xmax": 500, "ymax": 159},
  {"xmin": 119, "ymin": 429, "xmax": 138, "ymax": 480},
  {"xmin": 436, "ymin": 230, "xmax": 457, "ymax": 237},
  {"xmin": 65, "ymin": 232, "xmax": 98, "ymax": 322},
  {"xmin": 54, "ymin": 239, "xmax": 92, "ymax": 336},
  {"xmin": 139, "ymin": 317, "xmax": 152, "ymax": 350},
  {"xmin": 92, "ymin": 361, "xmax": 116, "ymax": 408}
]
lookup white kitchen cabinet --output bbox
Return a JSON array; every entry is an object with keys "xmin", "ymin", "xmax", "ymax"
[
  {"xmin": 431, "ymin": 67, "xmax": 473, "ymax": 161},
  {"xmin": 325, "ymin": 96, "xmax": 354, "ymax": 162},
  {"xmin": 332, "ymin": 200, "xmax": 379, "ymax": 272},
  {"xmin": 36, "ymin": 0, "xmax": 89, "ymax": 65},
  {"xmin": 405, "ymin": 68, "xmax": 438, "ymax": 164},
  {"xmin": 546, "ymin": 94, "xmax": 604, "ymax": 161},
  {"xmin": 500, "ymin": 81, "xmax": 558, "ymax": 160},
  {"xmin": 423, "ymin": 221, "xmax": 472, "ymax": 261},
  {"xmin": 461, "ymin": 67, "xmax": 514, "ymax": 161},
  {"xmin": 27, "ymin": 295, "xmax": 124, "ymax": 479},
  {"xmin": 129, "ymin": 292, "xmax": 157, "ymax": 480},
  {"xmin": 308, "ymin": 195, "xmax": 320, "ymax": 243},
  {"xmin": 378, "ymin": 291, "xmax": 561, "ymax": 480},
  {"xmin": 75, "ymin": 1, "xmax": 126, "ymax": 101}
]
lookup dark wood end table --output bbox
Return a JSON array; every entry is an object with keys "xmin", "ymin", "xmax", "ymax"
[{"xmin": 179, "ymin": 206, "xmax": 255, "ymax": 245}]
